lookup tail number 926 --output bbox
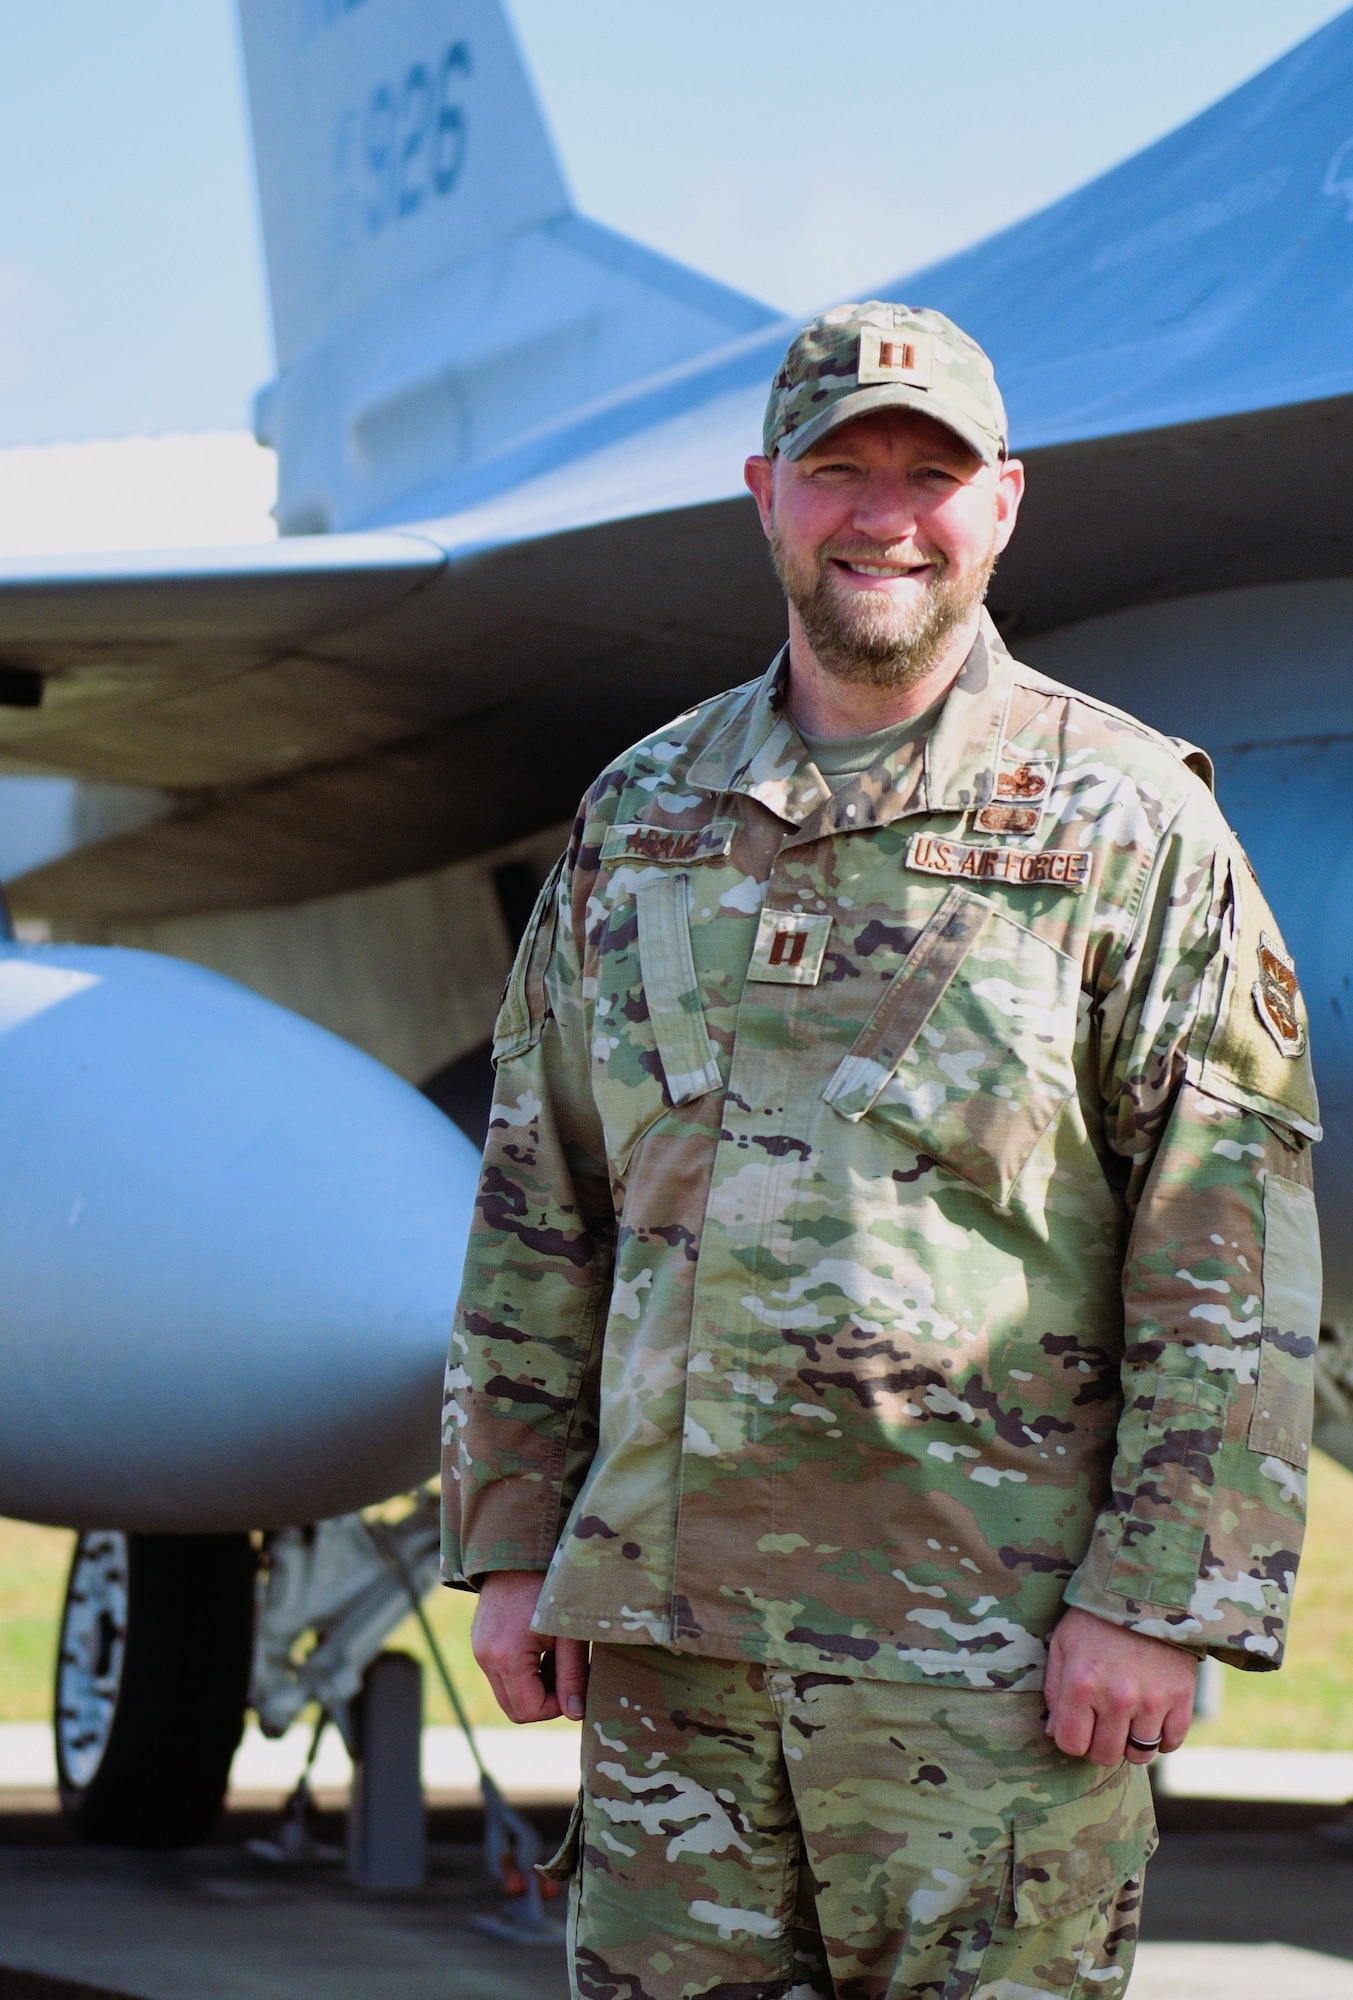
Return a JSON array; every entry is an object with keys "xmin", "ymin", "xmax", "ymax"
[{"xmin": 334, "ymin": 41, "xmax": 471, "ymax": 245}]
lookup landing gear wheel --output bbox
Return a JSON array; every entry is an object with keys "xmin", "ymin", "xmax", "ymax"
[{"xmin": 55, "ymin": 1530, "xmax": 257, "ymax": 1847}]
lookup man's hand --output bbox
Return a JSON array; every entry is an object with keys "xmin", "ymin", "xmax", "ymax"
[
  {"xmin": 1044, "ymin": 1605, "xmax": 1198, "ymax": 1767},
  {"xmin": 471, "ymin": 1570, "xmax": 590, "ymax": 1724}
]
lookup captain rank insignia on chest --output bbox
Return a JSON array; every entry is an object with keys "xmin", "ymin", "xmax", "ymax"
[{"xmin": 748, "ymin": 909, "xmax": 834, "ymax": 986}]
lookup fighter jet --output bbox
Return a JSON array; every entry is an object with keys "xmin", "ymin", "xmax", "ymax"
[{"xmin": 1, "ymin": 0, "xmax": 1351, "ymax": 1844}]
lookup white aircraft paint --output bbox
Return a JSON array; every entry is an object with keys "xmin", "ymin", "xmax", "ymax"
[{"xmin": 0, "ymin": 942, "xmax": 479, "ymax": 1530}]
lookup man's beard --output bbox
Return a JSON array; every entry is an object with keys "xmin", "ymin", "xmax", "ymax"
[{"xmin": 771, "ymin": 529, "xmax": 998, "ymax": 691}]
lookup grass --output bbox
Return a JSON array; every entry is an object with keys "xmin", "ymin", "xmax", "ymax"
[
  {"xmin": 3, "ymin": 1449, "xmax": 1351, "ymax": 1743},
  {"xmin": 0, "ymin": 1518, "xmax": 74, "ymax": 1722}
]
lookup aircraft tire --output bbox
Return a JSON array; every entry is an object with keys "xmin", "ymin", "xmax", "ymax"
[{"xmin": 55, "ymin": 1529, "xmax": 256, "ymax": 1847}]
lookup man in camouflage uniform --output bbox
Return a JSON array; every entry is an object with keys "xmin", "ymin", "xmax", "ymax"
[{"xmin": 442, "ymin": 303, "xmax": 1322, "ymax": 1999}]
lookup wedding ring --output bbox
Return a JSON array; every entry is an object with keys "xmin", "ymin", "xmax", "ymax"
[{"xmin": 1126, "ymin": 1731, "xmax": 1164, "ymax": 1752}]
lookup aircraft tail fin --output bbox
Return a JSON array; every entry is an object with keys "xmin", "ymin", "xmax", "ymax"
[
  {"xmin": 238, "ymin": 0, "xmax": 570, "ymax": 370},
  {"xmin": 237, "ymin": 1, "xmax": 777, "ymax": 533}
]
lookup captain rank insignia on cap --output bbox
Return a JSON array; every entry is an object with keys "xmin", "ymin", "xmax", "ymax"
[
  {"xmin": 857, "ymin": 328, "xmax": 934, "ymax": 387},
  {"xmin": 748, "ymin": 909, "xmax": 833, "ymax": 985},
  {"xmin": 1253, "ymin": 931, "xmax": 1306, "ymax": 1056}
]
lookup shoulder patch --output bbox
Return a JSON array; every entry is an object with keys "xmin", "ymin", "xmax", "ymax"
[
  {"xmin": 1253, "ymin": 931, "xmax": 1305, "ymax": 1059},
  {"xmin": 1190, "ymin": 852, "xmax": 1320, "ymax": 1140}
]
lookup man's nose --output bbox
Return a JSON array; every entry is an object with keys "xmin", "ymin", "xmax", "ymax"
[{"xmin": 850, "ymin": 473, "xmax": 921, "ymax": 545}]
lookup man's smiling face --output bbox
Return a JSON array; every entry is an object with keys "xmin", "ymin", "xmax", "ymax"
[{"xmin": 746, "ymin": 407, "xmax": 1023, "ymax": 692}]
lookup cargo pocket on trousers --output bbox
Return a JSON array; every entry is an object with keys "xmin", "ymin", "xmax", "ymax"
[
  {"xmin": 537, "ymin": 1788, "xmax": 584, "ymax": 1883},
  {"xmin": 1011, "ymin": 1760, "xmax": 1157, "ymax": 1926}
]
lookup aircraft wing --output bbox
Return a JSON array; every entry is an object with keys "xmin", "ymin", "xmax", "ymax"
[
  {"xmin": 10, "ymin": 6, "xmax": 1353, "ymax": 927},
  {"xmin": 7, "ymin": 385, "xmax": 1353, "ymax": 931},
  {"xmin": 0, "ymin": 378, "xmax": 784, "ymax": 926}
]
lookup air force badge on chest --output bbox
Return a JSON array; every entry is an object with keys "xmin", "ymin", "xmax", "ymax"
[
  {"xmin": 748, "ymin": 908, "xmax": 833, "ymax": 985},
  {"xmin": 972, "ymin": 760, "xmax": 1055, "ymax": 838}
]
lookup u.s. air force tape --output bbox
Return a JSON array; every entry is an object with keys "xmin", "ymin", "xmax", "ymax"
[
  {"xmin": 906, "ymin": 832, "xmax": 1092, "ymax": 891},
  {"xmin": 600, "ymin": 820, "xmax": 738, "ymax": 865}
]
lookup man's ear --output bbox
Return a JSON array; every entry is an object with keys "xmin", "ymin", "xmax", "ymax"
[
  {"xmin": 992, "ymin": 457, "xmax": 1025, "ymax": 556},
  {"xmin": 744, "ymin": 454, "xmax": 775, "ymax": 538}
]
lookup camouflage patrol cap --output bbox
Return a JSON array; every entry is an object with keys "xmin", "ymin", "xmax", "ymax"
[{"xmin": 763, "ymin": 301, "xmax": 1008, "ymax": 467}]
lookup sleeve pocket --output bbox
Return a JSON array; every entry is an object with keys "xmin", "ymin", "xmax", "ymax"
[
  {"xmin": 1247, "ymin": 1174, "xmax": 1320, "ymax": 1469},
  {"xmin": 1012, "ymin": 1760, "xmax": 1156, "ymax": 1926},
  {"xmin": 492, "ymin": 856, "xmax": 566, "ymax": 1065}
]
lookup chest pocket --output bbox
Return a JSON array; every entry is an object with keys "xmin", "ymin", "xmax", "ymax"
[
  {"xmin": 591, "ymin": 866, "xmax": 723, "ymax": 1171},
  {"xmin": 823, "ymin": 884, "xmax": 1080, "ymax": 1207}
]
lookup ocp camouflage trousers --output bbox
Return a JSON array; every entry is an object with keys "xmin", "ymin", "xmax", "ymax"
[{"xmin": 544, "ymin": 1645, "xmax": 1157, "ymax": 2000}]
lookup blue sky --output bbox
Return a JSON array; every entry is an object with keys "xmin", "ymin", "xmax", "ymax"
[{"xmin": 0, "ymin": 0, "xmax": 1346, "ymax": 446}]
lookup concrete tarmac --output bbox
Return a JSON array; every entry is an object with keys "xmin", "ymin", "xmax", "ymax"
[
  {"xmin": 1, "ymin": 1807, "xmax": 1351, "ymax": 1998},
  {"xmin": 0, "ymin": 1836, "xmax": 570, "ymax": 2000}
]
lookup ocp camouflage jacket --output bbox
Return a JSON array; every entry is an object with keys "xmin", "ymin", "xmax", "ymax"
[{"xmin": 442, "ymin": 617, "xmax": 1322, "ymax": 1686}]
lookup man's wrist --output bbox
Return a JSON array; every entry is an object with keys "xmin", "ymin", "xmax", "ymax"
[{"xmin": 1059, "ymin": 1601, "xmax": 1200, "ymax": 1658}]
